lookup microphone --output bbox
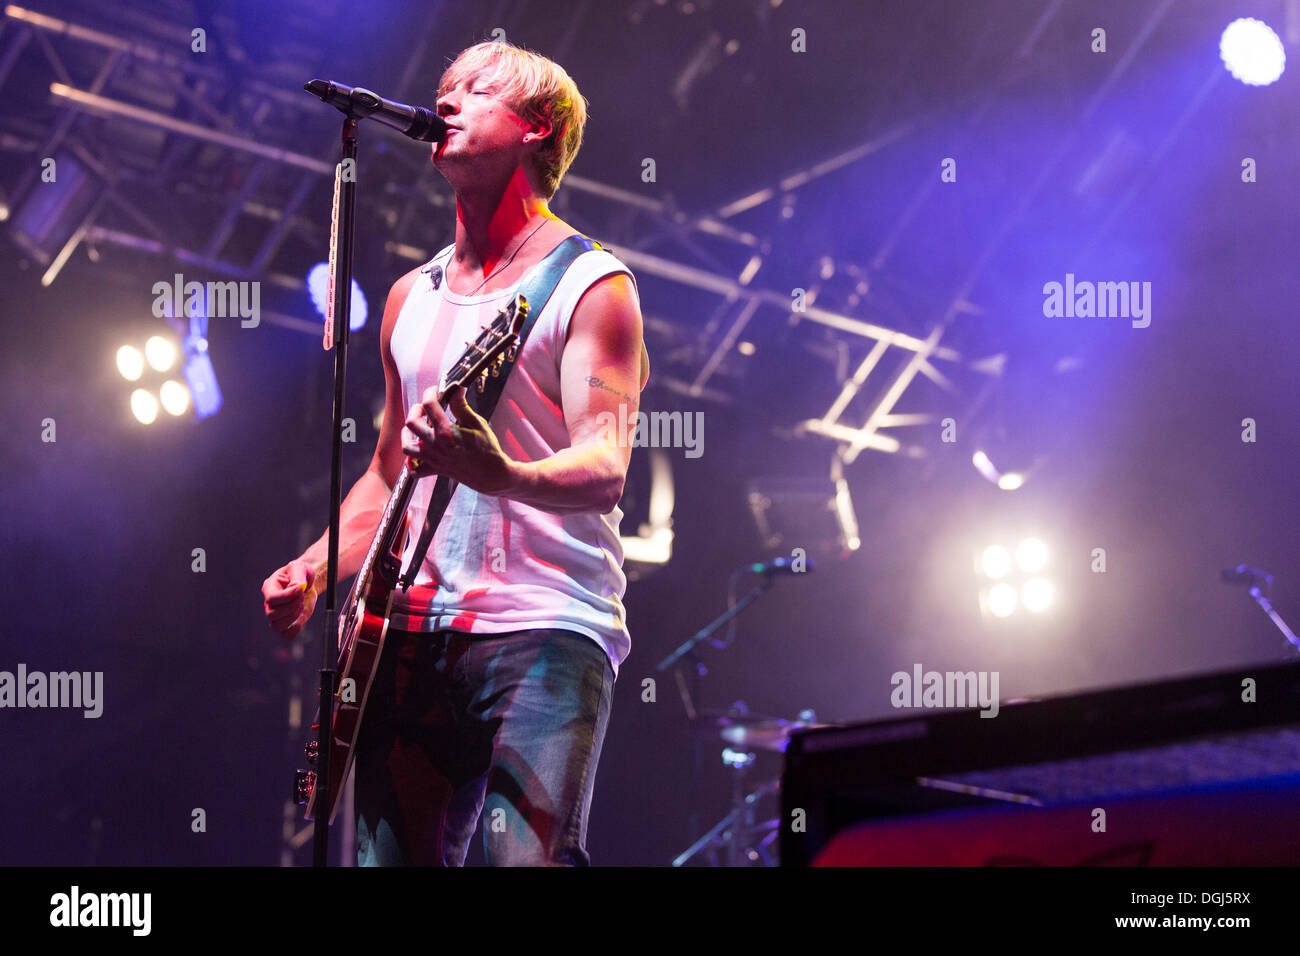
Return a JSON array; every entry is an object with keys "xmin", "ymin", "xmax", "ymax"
[
  {"xmin": 747, "ymin": 556, "xmax": 815, "ymax": 575},
  {"xmin": 1221, "ymin": 564, "xmax": 1273, "ymax": 590},
  {"xmin": 303, "ymin": 79, "xmax": 448, "ymax": 143}
]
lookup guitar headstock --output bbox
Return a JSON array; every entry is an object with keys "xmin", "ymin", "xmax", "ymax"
[{"xmin": 442, "ymin": 293, "xmax": 529, "ymax": 400}]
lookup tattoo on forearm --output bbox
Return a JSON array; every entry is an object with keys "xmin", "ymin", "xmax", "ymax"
[{"xmin": 585, "ymin": 375, "xmax": 635, "ymax": 405}]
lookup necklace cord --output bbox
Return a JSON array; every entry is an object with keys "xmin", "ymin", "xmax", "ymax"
[{"xmin": 455, "ymin": 216, "xmax": 551, "ymax": 297}]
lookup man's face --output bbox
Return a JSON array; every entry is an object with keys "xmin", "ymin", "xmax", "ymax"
[{"xmin": 432, "ymin": 69, "xmax": 532, "ymax": 169}]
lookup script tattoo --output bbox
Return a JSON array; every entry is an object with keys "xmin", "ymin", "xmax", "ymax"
[{"xmin": 585, "ymin": 375, "xmax": 635, "ymax": 405}]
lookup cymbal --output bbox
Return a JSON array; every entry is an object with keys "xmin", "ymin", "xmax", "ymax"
[
  {"xmin": 720, "ymin": 718, "xmax": 832, "ymax": 753},
  {"xmin": 689, "ymin": 708, "xmax": 832, "ymax": 752}
]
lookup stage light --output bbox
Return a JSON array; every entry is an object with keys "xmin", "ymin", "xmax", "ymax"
[
  {"xmin": 987, "ymin": 583, "xmax": 1017, "ymax": 617},
  {"xmin": 1016, "ymin": 538, "xmax": 1048, "ymax": 573},
  {"xmin": 145, "ymin": 335, "xmax": 176, "ymax": 372},
  {"xmin": 1220, "ymin": 18, "xmax": 1285, "ymax": 86},
  {"xmin": 130, "ymin": 389, "xmax": 159, "ymax": 424},
  {"xmin": 159, "ymin": 380, "xmax": 190, "ymax": 416},
  {"xmin": 116, "ymin": 345, "xmax": 144, "ymax": 381},
  {"xmin": 981, "ymin": 545, "xmax": 1012, "ymax": 579},
  {"xmin": 973, "ymin": 450, "xmax": 1026, "ymax": 491},
  {"xmin": 182, "ymin": 344, "xmax": 223, "ymax": 419},
  {"xmin": 307, "ymin": 263, "xmax": 369, "ymax": 331},
  {"xmin": 977, "ymin": 536, "xmax": 1056, "ymax": 621},
  {"xmin": 1022, "ymin": 578, "xmax": 1054, "ymax": 613}
]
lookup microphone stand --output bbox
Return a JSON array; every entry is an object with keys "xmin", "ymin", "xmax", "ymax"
[
  {"xmin": 1247, "ymin": 586, "xmax": 1300, "ymax": 655},
  {"xmin": 1224, "ymin": 566, "xmax": 1300, "ymax": 657},
  {"xmin": 310, "ymin": 108, "xmax": 360, "ymax": 868},
  {"xmin": 297, "ymin": 79, "xmax": 444, "ymax": 866},
  {"xmin": 656, "ymin": 570, "xmax": 780, "ymax": 859}
]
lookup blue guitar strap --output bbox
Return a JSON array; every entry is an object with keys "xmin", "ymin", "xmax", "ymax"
[{"xmin": 398, "ymin": 233, "xmax": 607, "ymax": 591}]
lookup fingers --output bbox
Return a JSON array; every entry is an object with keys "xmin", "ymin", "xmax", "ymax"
[
  {"xmin": 268, "ymin": 604, "xmax": 301, "ymax": 629},
  {"xmin": 447, "ymin": 387, "xmax": 467, "ymax": 421},
  {"xmin": 263, "ymin": 582, "xmax": 305, "ymax": 608},
  {"xmin": 447, "ymin": 386, "xmax": 477, "ymax": 424},
  {"xmin": 419, "ymin": 387, "xmax": 452, "ymax": 431},
  {"xmin": 403, "ymin": 394, "xmax": 460, "ymax": 474},
  {"xmin": 263, "ymin": 563, "xmax": 312, "ymax": 607},
  {"xmin": 269, "ymin": 590, "xmax": 316, "ymax": 640},
  {"xmin": 263, "ymin": 562, "xmax": 317, "ymax": 638}
]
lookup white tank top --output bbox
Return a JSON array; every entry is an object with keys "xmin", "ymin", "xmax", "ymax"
[{"xmin": 386, "ymin": 239, "xmax": 636, "ymax": 678}]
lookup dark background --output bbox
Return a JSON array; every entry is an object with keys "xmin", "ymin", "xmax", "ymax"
[{"xmin": 1, "ymin": 0, "xmax": 1296, "ymax": 864}]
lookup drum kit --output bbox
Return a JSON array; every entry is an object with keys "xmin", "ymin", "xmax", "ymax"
[
  {"xmin": 655, "ymin": 560, "xmax": 836, "ymax": 866},
  {"xmin": 672, "ymin": 703, "xmax": 830, "ymax": 867}
]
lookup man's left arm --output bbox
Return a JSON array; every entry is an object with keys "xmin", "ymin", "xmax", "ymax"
[
  {"xmin": 506, "ymin": 272, "xmax": 645, "ymax": 513},
  {"xmin": 412, "ymin": 272, "xmax": 645, "ymax": 514}
]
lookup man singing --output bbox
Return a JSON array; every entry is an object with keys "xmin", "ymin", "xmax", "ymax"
[{"xmin": 261, "ymin": 39, "xmax": 646, "ymax": 866}]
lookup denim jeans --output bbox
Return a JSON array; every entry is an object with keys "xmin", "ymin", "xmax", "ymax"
[{"xmin": 354, "ymin": 626, "xmax": 614, "ymax": 866}]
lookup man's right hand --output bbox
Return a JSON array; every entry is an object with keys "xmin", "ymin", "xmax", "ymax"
[{"xmin": 262, "ymin": 560, "xmax": 320, "ymax": 640}]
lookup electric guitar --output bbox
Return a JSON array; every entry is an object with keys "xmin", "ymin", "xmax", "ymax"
[{"xmin": 295, "ymin": 292, "xmax": 528, "ymax": 824}]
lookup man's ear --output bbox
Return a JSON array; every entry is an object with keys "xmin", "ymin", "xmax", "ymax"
[{"xmin": 524, "ymin": 117, "xmax": 553, "ymax": 145}]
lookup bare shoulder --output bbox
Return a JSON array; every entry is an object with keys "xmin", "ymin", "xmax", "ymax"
[
  {"xmin": 567, "ymin": 272, "xmax": 641, "ymax": 343},
  {"xmin": 566, "ymin": 270, "xmax": 649, "ymax": 389},
  {"xmin": 380, "ymin": 264, "xmax": 426, "ymax": 361}
]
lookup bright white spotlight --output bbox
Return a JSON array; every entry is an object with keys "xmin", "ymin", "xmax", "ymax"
[
  {"xmin": 1016, "ymin": 538, "xmax": 1049, "ymax": 573},
  {"xmin": 159, "ymin": 380, "xmax": 190, "ymax": 416},
  {"xmin": 981, "ymin": 545, "xmax": 1012, "ymax": 579},
  {"xmin": 1022, "ymin": 577, "xmax": 1055, "ymax": 613},
  {"xmin": 116, "ymin": 345, "xmax": 144, "ymax": 381},
  {"xmin": 971, "ymin": 450, "xmax": 999, "ymax": 483},
  {"xmin": 145, "ymin": 335, "xmax": 176, "ymax": 372},
  {"xmin": 1220, "ymin": 18, "xmax": 1285, "ymax": 86},
  {"xmin": 998, "ymin": 473, "xmax": 1024, "ymax": 491},
  {"xmin": 130, "ymin": 389, "xmax": 159, "ymax": 424},
  {"xmin": 988, "ymin": 582, "xmax": 1017, "ymax": 617}
]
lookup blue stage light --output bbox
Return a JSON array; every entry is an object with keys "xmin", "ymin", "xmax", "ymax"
[{"xmin": 307, "ymin": 263, "xmax": 368, "ymax": 331}]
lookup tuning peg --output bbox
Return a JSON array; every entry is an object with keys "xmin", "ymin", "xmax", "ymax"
[{"xmin": 477, "ymin": 370, "xmax": 488, "ymax": 392}]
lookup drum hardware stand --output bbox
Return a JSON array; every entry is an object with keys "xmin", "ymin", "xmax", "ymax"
[
  {"xmin": 657, "ymin": 572, "xmax": 777, "ymax": 864},
  {"xmin": 672, "ymin": 741, "xmax": 782, "ymax": 868}
]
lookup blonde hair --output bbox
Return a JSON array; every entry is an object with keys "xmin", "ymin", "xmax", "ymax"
[{"xmin": 438, "ymin": 40, "xmax": 588, "ymax": 200}]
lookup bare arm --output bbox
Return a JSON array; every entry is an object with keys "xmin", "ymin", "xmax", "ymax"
[
  {"xmin": 297, "ymin": 265, "xmax": 420, "ymax": 581},
  {"xmin": 507, "ymin": 272, "xmax": 645, "ymax": 513},
  {"xmin": 262, "ymin": 266, "xmax": 422, "ymax": 639}
]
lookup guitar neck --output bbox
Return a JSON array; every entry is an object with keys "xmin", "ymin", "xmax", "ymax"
[{"xmin": 349, "ymin": 461, "xmax": 418, "ymax": 606}]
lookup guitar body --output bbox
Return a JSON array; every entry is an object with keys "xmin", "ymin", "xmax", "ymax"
[
  {"xmin": 293, "ymin": 293, "xmax": 528, "ymax": 828},
  {"xmin": 302, "ymin": 511, "xmax": 408, "ymax": 825}
]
